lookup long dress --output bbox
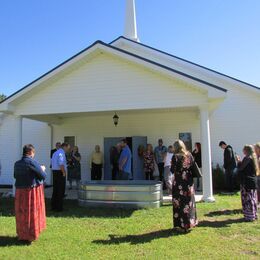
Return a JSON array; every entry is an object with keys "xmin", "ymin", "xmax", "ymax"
[
  {"xmin": 257, "ymin": 156, "xmax": 260, "ymax": 206},
  {"xmin": 67, "ymin": 152, "xmax": 81, "ymax": 181},
  {"xmin": 15, "ymin": 185, "xmax": 46, "ymax": 241},
  {"xmin": 237, "ymin": 157, "xmax": 258, "ymax": 221},
  {"xmin": 143, "ymin": 151, "xmax": 155, "ymax": 180},
  {"xmin": 171, "ymin": 153, "xmax": 198, "ymax": 230},
  {"xmin": 14, "ymin": 156, "xmax": 47, "ymax": 242}
]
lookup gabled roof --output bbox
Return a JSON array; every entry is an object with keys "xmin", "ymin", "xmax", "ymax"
[
  {"xmin": 0, "ymin": 40, "xmax": 102, "ymax": 105},
  {"xmin": 111, "ymin": 36, "xmax": 260, "ymax": 91},
  {"xmin": 0, "ymin": 38, "xmax": 227, "ymax": 108}
]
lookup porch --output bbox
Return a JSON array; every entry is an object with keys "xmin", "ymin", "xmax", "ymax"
[{"xmin": 14, "ymin": 106, "xmax": 215, "ymax": 202}]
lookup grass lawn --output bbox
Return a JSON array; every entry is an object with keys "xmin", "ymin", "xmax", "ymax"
[{"xmin": 0, "ymin": 194, "xmax": 259, "ymax": 259}]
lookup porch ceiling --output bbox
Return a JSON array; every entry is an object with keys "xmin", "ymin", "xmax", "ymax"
[{"xmin": 23, "ymin": 106, "xmax": 200, "ymax": 124}]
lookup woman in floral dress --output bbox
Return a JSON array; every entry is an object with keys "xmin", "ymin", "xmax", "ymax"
[
  {"xmin": 236, "ymin": 145, "xmax": 259, "ymax": 221},
  {"xmin": 171, "ymin": 140, "xmax": 198, "ymax": 232}
]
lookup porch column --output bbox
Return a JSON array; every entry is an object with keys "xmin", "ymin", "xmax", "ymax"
[
  {"xmin": 200, "ymin": 105, "xmax": 215, "ymax": 202},
  {"xmin": 48, "ymin": 124, "xmax": 54, "ymax": 185},
  {"xmin": 12, "ymin": 115, "xmax": 23, "ymax": 196}
]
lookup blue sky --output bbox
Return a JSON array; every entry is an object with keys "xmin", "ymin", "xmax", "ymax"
[{"xmin": 0, "ymin": 0, "xmax": 260, "ymax": 96}]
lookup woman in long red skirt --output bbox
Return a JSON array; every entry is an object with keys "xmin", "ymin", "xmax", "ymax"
[{"xmin": 14, "ymin": 144, "xmax": 47, "ymax": 243}]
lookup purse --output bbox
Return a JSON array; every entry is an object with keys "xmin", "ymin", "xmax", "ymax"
[{"xmin": 191, "ymin": 161, "xmax": 202, "ymax": 178}]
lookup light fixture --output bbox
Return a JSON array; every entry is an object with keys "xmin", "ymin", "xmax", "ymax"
[{"xmin": 113, "ymin": 113, "xmax": 119, "ymax": 126}]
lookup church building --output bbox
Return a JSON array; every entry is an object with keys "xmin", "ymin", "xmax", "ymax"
[{"xmin": 0, "ymin": 0, "xmax": 259, "ymax": 202}]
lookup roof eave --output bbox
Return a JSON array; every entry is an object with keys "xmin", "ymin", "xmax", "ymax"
[
  {"xmin": 111, "ymin": 36, "xmax": 260, "ymax": 92},
  {"xmin": 1, "ymin": 38, "xmax": 227, "ymax": 111}
]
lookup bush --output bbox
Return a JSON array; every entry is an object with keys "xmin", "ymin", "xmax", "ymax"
[{"xmin": 212, "ymin": 164, "xmax": 225, "ymax": 192}]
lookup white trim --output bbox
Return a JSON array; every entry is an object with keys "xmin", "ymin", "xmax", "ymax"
[
  {"xmin": 0, "ymin": 42, "xmax": 226, "ymax": 113},
  {"xmin": 112, "ymin": 37, "xmax": 260, "ymax": 95}
]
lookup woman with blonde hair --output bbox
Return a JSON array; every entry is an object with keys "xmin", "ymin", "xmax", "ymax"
[
  {"xmin": 254, "ymin": 142, "xmax": 260, "ymax": 207},
  {"xmin": 171, "ymin": 140, "xmax": 198, "ymax": 232},
  {"xmin": 237, "ymin": 145, "xmax": 259, "ymax": 221}
]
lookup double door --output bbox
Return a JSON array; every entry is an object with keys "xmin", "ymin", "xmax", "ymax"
[{"xmin": 104, "ymin": 136, "xmax": 147, "ymax": 180}]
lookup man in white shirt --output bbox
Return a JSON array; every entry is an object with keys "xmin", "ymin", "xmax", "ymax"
[
  {"xmin": 51, "ymin": 143, "xmax": 70, "ymax": 212},
  {"xmin": 164, "ymin": 145, "xmax": 174, "ymax": 195}
]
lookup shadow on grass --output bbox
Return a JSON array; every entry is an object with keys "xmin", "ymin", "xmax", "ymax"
[
  {"xmin": 46, "ymin": 199, "xmax": 136, "ymax": 219},
  {"xmin": 0, "ymin": 236, "xmax": 31, "ymax": 247},
  {"xmin": 205, "ymin": 209, "xmax": 242, "ymax": 217},
  {"xmin": 199, "ymin": 218, "xmax": 245, "ymax": 228},
  {"xmin": 0, "ymin": 198, "xmax": 136, "ymax": 219},
  {"xmin": 92, "ymin": 228, "xmax": 185, "ymax": 245},
  {"xmin": 0, "ymin": 198, "xmax": 15, "ymax": 217}
]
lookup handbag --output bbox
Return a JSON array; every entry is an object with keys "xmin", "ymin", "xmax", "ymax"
[{"xmin": 191, "ymin": 161, "xmax": 202, "ymax": 178}]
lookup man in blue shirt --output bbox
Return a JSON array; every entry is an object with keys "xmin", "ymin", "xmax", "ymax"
[
  {"xmin": 118, "ymin": 139, "xmax": 132, "ymax": 180},
  {"xmin": 51, "ymin": 143, "xmax": 70, "ymax": 211}
]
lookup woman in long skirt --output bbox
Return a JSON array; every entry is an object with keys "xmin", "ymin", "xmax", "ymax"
[
  {"xmin": 237, "ymin": 145, "xmax": 259, "ymax": 221},
  {"xmin": 171, "ymin": 140, "xmax": 198, "ymax": 232},
  {"xmin": 14, "ymin": 144, "xmax": 47, "ymax": 243}
]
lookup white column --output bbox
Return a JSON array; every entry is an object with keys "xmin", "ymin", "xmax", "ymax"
[
  {"xmin": 200, "ymin": 105, "xmax": 215, "ymax": 202},
  {"xmin": 48, "ymin": 124, "xmax": 54, "ymax": 185},
  {"xmin": 12, "ymin": 115, "xmax": 23, "ymax": 197}
]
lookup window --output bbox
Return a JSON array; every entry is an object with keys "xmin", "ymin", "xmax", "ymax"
[{"xmin": 64, "ymin": 136, "xmax": 76, "ymax": 147}]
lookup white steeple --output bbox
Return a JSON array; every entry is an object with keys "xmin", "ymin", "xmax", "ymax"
[{"xmin": 124, "ymin": 0, "xmax": 139, "ymax": 42}]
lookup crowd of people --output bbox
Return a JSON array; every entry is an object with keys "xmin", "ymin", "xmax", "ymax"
[
  {"xmin": 48, "ymin": 138, "xmax": 201, "ymax": 193},
  {"xmin": 13, "ymin": 138, "xmax": 259, "ymax": 242}
]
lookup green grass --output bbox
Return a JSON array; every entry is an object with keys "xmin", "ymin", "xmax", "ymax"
[{"xmin": 0, "ymin": 194, "xmax": 259, "ymax": 259}]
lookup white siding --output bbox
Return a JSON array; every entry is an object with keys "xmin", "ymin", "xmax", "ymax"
[
  {"xmin": 0, "ymin": 116, "xmax": 51, "ymax": 185},
  {"xmin": 114, "ymin": 42, "xmax": 255, "ymax": 93},
  {"xmin": 118, "ymin": 42, "xmax": 260, "ymax": 164},
  {"xmin": 210, "ymin": 85, "xmax": 260, "ymax": 165},
  {"xmin": 22, "ymin": 119, "xmax": 51, "ymax": 184},
  {"xmin": 15, "ymin": 53, "xmax": 207, "ymax": 115},
  {"xmin": 1, "ymin": 41, "xmax": 259, "ymax": 185},
  {"xmin": 52, "ymin": 110, "xmax": 200, "ymax": 182},
  {"xmin": 1, "ymin": 89, "xmax": 259, "ymax": 185},
  {"xmin": 0, "ymin": 115, "xmax": 19, "ymax": 185}
]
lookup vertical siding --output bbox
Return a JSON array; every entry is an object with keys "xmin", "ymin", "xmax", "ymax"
[
  {"xmin": 0, "ymin": 115, "xmax": 19, "ymax": 185},
  {"xmin": 210, "ymin": 86, "xmax": 260, "ymax": 165},
  {"xmin": 0, "ymin": 116, "xmax": 51, "ymax": 185},
  {"xmin": 22, "ymin": 119, "xmax": 51, "ymax": 183}
]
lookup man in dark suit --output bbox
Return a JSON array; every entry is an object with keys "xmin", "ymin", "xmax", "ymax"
[{"xmin": 219, "ymin": 141, "xmax": 237, "ymax": 192}]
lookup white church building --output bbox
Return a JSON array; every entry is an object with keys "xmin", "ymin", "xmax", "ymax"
[{"xmin": 0, "ymin": 0, "xmax": 259, "ymax": 202}]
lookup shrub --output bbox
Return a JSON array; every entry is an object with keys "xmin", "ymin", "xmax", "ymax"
[{"xmin": 212, "ymin": 164, "xmax": 225, "ymax": 192}]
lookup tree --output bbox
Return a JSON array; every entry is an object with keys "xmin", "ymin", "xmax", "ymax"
[{"xmin": 0, "ymin": 94, "xmax": 7, "ymax": 102}]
